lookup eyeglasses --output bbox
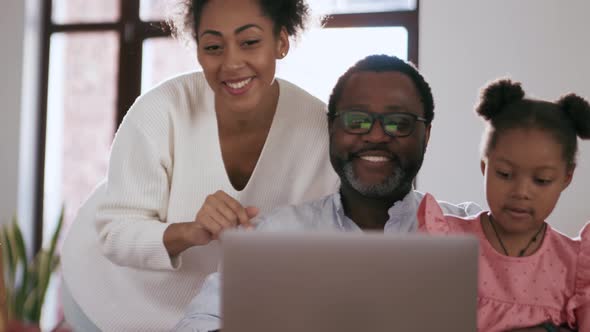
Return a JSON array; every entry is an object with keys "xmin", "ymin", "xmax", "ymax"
[{"xmin": 334, "ymin": 110, "xmax": 427, "ymax": 137}]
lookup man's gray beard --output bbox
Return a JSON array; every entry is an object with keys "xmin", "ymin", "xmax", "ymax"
[{"xmin": 342, "ymin": 161, "xmax": 407, "ymax": 198}]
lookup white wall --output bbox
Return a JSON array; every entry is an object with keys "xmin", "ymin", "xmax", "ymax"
[
  {"xmin": 419, "ymin": 0, "xmax": 590, "ymax": 236},
  {"xmin": 0, "ymin": 0, "xmax": 26, "ymax": 225}
]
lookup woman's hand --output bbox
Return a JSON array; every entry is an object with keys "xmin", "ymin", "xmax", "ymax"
[
  {"xmin": 164, "ymin": 191, "xmax": 258, "ymax": 256},
  {"xmin": 194, "ymin": 190, "xmax": 258, "ymax": 238}
]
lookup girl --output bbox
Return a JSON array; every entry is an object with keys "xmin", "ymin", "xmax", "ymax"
[
  {"xmin": 418, "ymin": 79, "xmax": 590, "ymax": 332},
  {"xmin": 60, "ymin": 0, "xmax": 339, "ymax": 331}
]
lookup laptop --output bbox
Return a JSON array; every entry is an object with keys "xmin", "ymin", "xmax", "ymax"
[{"xmin": 220, "ymin": 231, "xmax": 479, "ymax": 332}]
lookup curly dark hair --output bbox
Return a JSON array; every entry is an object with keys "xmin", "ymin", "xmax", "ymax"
[
  {"xmin": 170, "ymin": 0, "xmax": 310, "ymax": 43},
  {"xmin": 476, "ymin": 78, "xmax": 590, "ymax": 169},
  {"xmin": 327, "ymin": 54, "xmax": 435, "ymax": 125}
]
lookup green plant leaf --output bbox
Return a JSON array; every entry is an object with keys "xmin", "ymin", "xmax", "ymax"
[
  {"xmin": 21, "ymin": 247, "xmax": 40, "ymax": 323},
  {"xmin": 2, "ymin": 208, "xmax": 64, "ymax": 323},
  {"xmin": 13, "ymin": 255, "xmax": 36, "ymax": 320},
  {"xmin": 7, "ymin": 222, "xmax": 25, "ymax": 285},
  {"xmin": 47, "ymin": 206, "xmax": 64, "ymax": 259},
  {"xmin": 36, "ymin": 251, "xmax": 49, "ymax": 291},
  {"xmin": 51, "ymin": 255, "xmax": 60, "ymax": 272},
  {"xmin": 36, "ymin": 251, "xmax": 52, "ymax": 322},
  {"xmin": 11, "ymin": 217, "xmax": 28, "ymax": 268},
  {"xmin": 23, "ymin": 287, "xmax": 38, "ymax": 323},
  {"xmin": 1, "ymin": 227, "xmax": 16, "ymax": 290},
  {"xmin": 4, "ymin": 282, "xmax": 14, "ymax": 320},
  {"xmin": 12, "ymin": 217, "xmax": 29, "ymax": 320},
  {"xmin": 26, "ymin": 262, "xmax": 38, "ymax": 299},
  {"xmin": 36, "ymin": 206, "xmax": 64, "ymax": 321}
]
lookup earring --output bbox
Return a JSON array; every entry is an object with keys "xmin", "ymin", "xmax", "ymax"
[{"xmin": 280, "ymin": 52, "xmax": 286, "ymax": 58}]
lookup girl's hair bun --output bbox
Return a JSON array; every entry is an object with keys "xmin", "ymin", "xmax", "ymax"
[
  {"xmin": 557, "ymin": 93, "xmax": 590, "ymax": 139},
  {"xmin": 475, "ymin": 79, "xmax": 525, "ymax": 121}
]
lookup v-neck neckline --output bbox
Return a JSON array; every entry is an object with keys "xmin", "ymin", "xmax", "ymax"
[{"xmin": 213, "ymin": 79, "xmax": 285, "ymax": 193}]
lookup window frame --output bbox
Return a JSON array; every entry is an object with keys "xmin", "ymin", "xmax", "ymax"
[{"xmin": 33, "ymin": 0, "xmax": 419, "ymax": 252}]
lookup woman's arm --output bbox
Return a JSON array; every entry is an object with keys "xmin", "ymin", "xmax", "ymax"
[
  {"xmin": 95, "ymin": 112, "xmax": 179, "ymax": 270},
  {"xmin": 163, "ymin": 196, "xmax": 257, "ymax": 257},
  {"xmin": 95, "ymin": 95, "xmax": 257, "ymax": 271}
]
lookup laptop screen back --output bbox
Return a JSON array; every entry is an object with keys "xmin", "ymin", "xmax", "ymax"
[{"xmin": 221, "ymin": 231, "xmax": 478, "ymax": 332}]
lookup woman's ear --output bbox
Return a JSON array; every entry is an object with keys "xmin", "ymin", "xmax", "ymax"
[
  {"xmin": 480, "ymin": 159, "xmax": 487, "ymax": 176},
  {"xmin": 276, "ymin": 27, "xmax": 290, "ymax": 59}
]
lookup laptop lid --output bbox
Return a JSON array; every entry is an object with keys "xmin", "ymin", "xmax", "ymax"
[{"xmin": 221, "ymin": 231, "xmax": 478, "ymax": 332}]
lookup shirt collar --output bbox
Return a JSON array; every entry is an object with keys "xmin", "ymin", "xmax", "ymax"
[
  {"xmin": 331, "ymin": 190, "xmax": 420, "ymax": 233},
  {"xmin": 331, "ymin": 192, "xmax": 358, "ymax": 231},
  {"xmin": 384, "ymin": 190, "xmax": 420, "ymax": 233}
]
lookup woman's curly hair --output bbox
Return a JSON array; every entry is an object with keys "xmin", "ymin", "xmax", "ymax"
[{"xmin": 169, "ymin": 0, "xmax": 311, "ymax": 45}]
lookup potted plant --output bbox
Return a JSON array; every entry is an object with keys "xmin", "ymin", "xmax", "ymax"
[{"xmin": 1, "ymin": 208, "xmax": 63, "ymax": 331}]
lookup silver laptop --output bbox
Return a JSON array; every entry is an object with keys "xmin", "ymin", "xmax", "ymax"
[{"xmin": 220, "ymin": 231, "xmax": 478, "ymax": 332}]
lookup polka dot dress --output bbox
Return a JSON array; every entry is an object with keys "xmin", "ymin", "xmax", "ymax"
[{"xmin": 417, "ymin": 194, "xmax": 590, "ymax": 332}]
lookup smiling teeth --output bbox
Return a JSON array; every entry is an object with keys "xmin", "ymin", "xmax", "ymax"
[
  {"xmin": 226, "ymin": 78, "xmax": 252, "ymax": 89},
  {"xmin": 360, "ymin": 156, "xmax": 389, "ymax": 162}
]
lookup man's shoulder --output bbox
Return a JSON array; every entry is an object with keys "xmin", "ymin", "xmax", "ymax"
[
  {"xmin": 413, "ymin": 190, "xmax": 482, "ymax": 217},
  {"xmin": 254, "ymin": 195, "xmax": 338, "ymax": 232}
]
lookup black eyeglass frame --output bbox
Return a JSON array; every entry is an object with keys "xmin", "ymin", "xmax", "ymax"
[{"xmin": 333, "ymin": 110, "xmax": 428, "ymax": 137}]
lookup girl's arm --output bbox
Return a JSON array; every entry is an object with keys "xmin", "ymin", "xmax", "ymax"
[
  {"xmin": 575, "ymin": 302, "xmax": 589, "ymax": 331},
  {"xmin": 573, "ymin": 223, "xmax": 590, "ymax": 332},
  {"xmin": 509, "ymin": 325, "xmax": 577, "ymax": 332}
]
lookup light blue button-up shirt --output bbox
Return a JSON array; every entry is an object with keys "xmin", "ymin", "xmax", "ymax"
[{"xmin": 172, "ymin": 190, "xmax": 481, "ymax": 332}]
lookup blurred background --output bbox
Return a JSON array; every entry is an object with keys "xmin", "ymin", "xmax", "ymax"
[{"xmin": 1, "ymin": 0, "xmax": 589, "ymax": 329}]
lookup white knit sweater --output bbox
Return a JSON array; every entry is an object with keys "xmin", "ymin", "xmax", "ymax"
[{"xmin": 61, "ymin": 72, "xmax": 339, "ymax": 331}]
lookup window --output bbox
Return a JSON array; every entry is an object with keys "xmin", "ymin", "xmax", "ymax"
[
  {"xmin": 37, "ymin": 0, "xmax": 168, "ymax": 256},
  {"xmin": 313, "ymin": 0, "xmax": 416, "ymax": 14},
  {"xmin": 44, "ymin": 31, "xmax": 118, "ymax": 242},
  {"xmin": 278, "ymin": 26, "xmax": 409, "ymax": 102}
]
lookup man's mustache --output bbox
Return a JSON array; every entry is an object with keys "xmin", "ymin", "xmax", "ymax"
[{"xmin": 345, "ymin": 144, "xmax": 402, "ymax": 166}]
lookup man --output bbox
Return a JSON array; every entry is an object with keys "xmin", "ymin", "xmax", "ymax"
[{"xmin": 172, "ymin": 54, "xmax": 481, "ymax": 331}]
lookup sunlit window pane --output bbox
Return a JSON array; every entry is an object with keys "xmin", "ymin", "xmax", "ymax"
[
  {"xmin": 45, "ymin": 32, "xmax": 118, "ymax": 234},
  {"xmin": 140, "ymin": 0, "xmax": 172, "ymax": 22},
  {"xmin": 44, "ymin": 32, "xmax": 118, "ymax": 328},
  {"xmin": 310, "ymin": 0, "xmax": 416, "ymax": 14},
  {"xmin": 52, "ymin": 0, "xmax": 120, "ymax": 24},
  {"xmin": 142, "ymin": 37, "xmax": 200, "ymax": 93},
  {"xmin": 277, "ymin": 27, "xmax": 408, "ymax": 102}
]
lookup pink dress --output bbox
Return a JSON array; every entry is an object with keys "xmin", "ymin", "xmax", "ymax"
[{"xmin": 417, "ymin": 194, "xmax": 590, "ymax": 332}]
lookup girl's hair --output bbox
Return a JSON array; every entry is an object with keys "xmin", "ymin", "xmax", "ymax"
[
  {"xmin": 476, "ymin": 79, "xmax": 590, "ymax": 169},
  {"xmin": 170, "ymin": 0, "xmax": 311, "ymax": 44}
]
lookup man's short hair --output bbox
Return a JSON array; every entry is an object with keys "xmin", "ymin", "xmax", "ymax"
[{"xmin": 327, "ymin": 54, "xmax": 435, "ymax": 125}]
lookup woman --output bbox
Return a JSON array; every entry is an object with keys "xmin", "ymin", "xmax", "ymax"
[{"xmin": 60, "ymin": 0, "xmax": 338, "ymax": 330}]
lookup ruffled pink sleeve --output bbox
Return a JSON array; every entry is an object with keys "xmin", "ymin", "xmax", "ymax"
[
  {"xmin": 417, "ymin": 193, "xmax": 451, "ymax": 235},
  {"xmin": 567, "ymin": 222, "xmax": 590, "ymax": 329}
]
